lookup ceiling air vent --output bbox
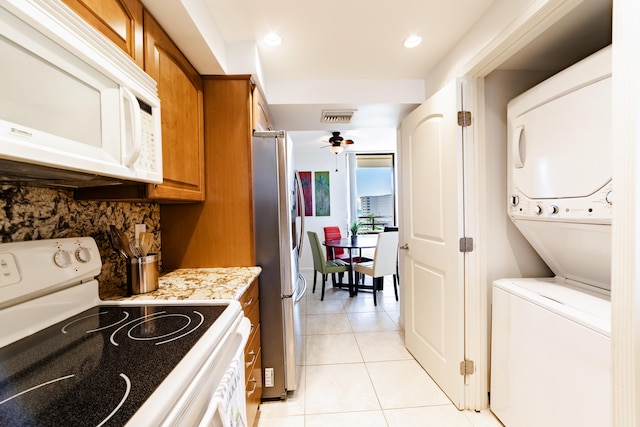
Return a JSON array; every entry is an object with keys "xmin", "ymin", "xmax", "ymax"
[{"xmin": 321, "ymin": 109, "xmax": 356, "ymax": 124}]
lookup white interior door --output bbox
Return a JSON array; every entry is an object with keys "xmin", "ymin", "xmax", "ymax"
[{"xmin": 400, "ymin": 79, "xmax": 466, "ymax": 408}]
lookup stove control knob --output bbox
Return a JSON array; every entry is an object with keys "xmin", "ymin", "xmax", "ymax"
[
  {"xmin": 551, "ymin": 205, "xmax": 559, "ymax": 214},
  {"xmin": 53, "ymin": 250, "xmax": 72, "ymax": 268},
  {"xmin": 75, "ymin": 247, "xmax": 92, "ymax": 263},
  {"xmin": 535, "ymin": 205, "xmax": 543, "ymax": 215}
]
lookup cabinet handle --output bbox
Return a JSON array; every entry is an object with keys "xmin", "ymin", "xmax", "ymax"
[
  {"xmin": 245, "ymin": 350, "xmax": 256, "ymax": 368},
  {"xmin": 250, "ymin": 323, "xmax": 255, "ymax": 335},
  {"xmin": 243, "ymin": 297, "xmax": 254, "ymax": 307},
  {"xmin": 246, "ymin": 377, "xmax": 258, "ymax": 397}
]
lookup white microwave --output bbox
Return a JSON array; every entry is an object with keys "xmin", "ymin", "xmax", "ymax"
[{"xmin": 0, "ymin": 0, "xmax": 162, "ymax": 186}]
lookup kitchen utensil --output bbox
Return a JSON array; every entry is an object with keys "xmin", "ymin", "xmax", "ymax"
[
  {"xmin": 109, "ymin": 225, "xmax": 129, "ymax": 258},
  {"xmin": 138, "ymin": 232, "xmax": 154, "ymax": 257},
  {"xmin": 110, "ymin": 225, "xmax": 134, "ymax": 258},
  {"xmin": 129, "ymin": 240, "xmax": 141, "ymax": 258}
]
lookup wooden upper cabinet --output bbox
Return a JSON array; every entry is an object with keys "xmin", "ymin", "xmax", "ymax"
[
  {"xmin": 61, "ymin": 0, "xmax": 144, "ymax": 68},
  {"xmin": 143, "ymin": 11, "xmax": 205, "ymax": 201},
  {"xmin": 252, "ymin": 85, "xmax": 273, "ymax": 131}
]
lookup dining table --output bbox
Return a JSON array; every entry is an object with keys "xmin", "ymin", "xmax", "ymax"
[{"xmin": 323, "ymin": 235, "xmax": 378, "ymax": 297}]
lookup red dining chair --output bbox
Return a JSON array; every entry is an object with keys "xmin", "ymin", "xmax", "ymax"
[{"xmin": 323, "ymin": 226, "xmax": 348, "ymax": 261}]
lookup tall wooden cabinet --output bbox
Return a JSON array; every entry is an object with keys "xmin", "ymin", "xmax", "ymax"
[{"xmin": 160, "ymin": 75, "xmax": 261, "ymax": 268}]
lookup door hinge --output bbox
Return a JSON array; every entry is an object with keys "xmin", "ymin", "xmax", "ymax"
[
  {"xmin": 459, "ymin": 237, "xmax": 474, "ymax": 253},
  {"xmin": 457, "ymin": 110, "xmax": 472, "ymax": 127},
  {"xmin": 460, "ymin": 360, "xmax": 475, "ymax": 376}
]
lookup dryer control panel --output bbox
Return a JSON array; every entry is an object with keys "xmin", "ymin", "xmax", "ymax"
[{"xmin": 508, "ymin": 181, "xmax": 612, "ymax": 224}]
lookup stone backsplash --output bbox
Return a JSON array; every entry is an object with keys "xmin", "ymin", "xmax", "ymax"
[{"xmin": 0, "ymin": 185, "xmax": 160, "ymax": 297}]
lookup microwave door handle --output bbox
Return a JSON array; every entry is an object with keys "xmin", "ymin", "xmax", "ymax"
[{"xmin": 121, "ymin": 87, "xmax": 142, "ymax": 167}]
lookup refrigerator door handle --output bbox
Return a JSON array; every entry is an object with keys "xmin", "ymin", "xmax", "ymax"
[
  {"xmin": 294, "ymin": 170, "xmax": 305, "ymax": 257},
  {"xmin": 295, "ymin": 274, "xmax": 307, "ymax": 303},
  {"xmin": 282, "ymin": 274, "xmax": 307, "ymax": 300}
]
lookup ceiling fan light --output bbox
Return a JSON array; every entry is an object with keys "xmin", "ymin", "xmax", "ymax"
[
  {"xmin": 264, "ymin": 32, "xmax": 282, "ymax": 46},
  {"xmin": 329, "ymin": 145, "xmax": 344, "ymax": 154},
  {"xmin": 403, "ymin": 35, "xmax": 422, "ymax": 48}
]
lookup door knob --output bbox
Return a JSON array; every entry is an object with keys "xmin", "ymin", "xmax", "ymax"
[{"xmin": 399, "ymin": 244, "xmax": 409, "ymax": 251}]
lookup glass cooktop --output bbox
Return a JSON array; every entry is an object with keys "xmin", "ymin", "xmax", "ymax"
[{"xmin": 0, "ymin": 304, "xmax": 227, "ymax": 426}]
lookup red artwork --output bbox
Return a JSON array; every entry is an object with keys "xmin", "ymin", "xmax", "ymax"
[{"xmin": 298, "ymin": 171, "xmax": 313, "ymax": 216}]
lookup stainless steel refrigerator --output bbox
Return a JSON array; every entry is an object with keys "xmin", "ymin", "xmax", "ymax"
[{"xmin": 252, "ymin": 130, "xmax": 306, "ymax": 400}]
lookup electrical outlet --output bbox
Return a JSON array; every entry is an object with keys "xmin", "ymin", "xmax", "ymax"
[
  {"xmin": 134, "ymin": 224, "xmax": 146, "ymax": 240},
  {"xmin": 264, "ymin": 367, "xmax": 274, "ymax": 387}
]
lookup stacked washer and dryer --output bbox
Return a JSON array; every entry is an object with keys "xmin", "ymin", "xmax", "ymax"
[{"xmin": 490, "ymin": 46, "xmax": 612, "ymax": 427}]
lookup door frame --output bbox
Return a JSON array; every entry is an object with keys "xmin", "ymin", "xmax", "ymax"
[{"xmin": 610, "ymin": 1, "xmax": 640, "ymax": 425}]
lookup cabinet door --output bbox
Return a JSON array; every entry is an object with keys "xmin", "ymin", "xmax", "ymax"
[
  {"xmin": 143, "ymin": 11, "xmax": 205, "ymax": 201},
  {"xmin": 61, "ymin": 0, "xmax": 144, "ymax": 68}
]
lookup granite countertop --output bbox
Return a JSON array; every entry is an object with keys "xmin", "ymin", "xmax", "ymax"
[{"xmin": 102, "ymin": 267, "xmax": 262, "ymax": 301}]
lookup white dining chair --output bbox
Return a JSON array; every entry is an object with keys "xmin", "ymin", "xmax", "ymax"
[{"xmin": 354, "ymin": 231, "xmax": 399, "ymax": 306}]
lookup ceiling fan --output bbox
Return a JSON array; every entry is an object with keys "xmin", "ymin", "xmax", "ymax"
[
  {"xmin": 323, "ymin": 131, "xmax": 355, "ymax": 154},
  {"xmin": 322, "ymin": 131, "xmax": 355, "ymax": 171}
]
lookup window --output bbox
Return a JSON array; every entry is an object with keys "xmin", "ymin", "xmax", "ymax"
[{"xmin": 348, "ymin": 153, "xmax": 396, "ymax": 232}]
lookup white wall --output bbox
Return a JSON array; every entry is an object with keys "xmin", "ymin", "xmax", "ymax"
[
  {"xmin": 423, "ymin": 0, "xmax": 536, "ymax": 97},
  {"xmin": 483, "ymin": 69, "xmax": 554, "ymax": 285}
]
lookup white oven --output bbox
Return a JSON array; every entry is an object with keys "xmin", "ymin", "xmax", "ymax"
[
  {"xmin": 0, "ymin": 238, "xmax": 248, "ymax": 426},
  {"xmin": 0, "ymin": 0, "xmax": 162, "ymax": 185}
]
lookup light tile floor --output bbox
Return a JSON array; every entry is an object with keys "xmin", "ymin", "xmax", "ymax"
[{"xmin": 255, "ymin": 272, "xmax": 504, "ymax": 427}]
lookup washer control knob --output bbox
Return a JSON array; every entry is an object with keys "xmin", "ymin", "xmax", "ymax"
[
  {"xmin": 510, "ymin": 195, "xmax": 519, "ymax": 206},
  {"xmin": 535, "ymin": 205, "xmax": 543, "ymax": 215},
  {"xmin": 75, "ymin": 247, "xmax": 92, "ymax": 263},
  {"xmin": 606, "ymin": 190, "xmax": 613, "ymax": 205},
  {"xmin": 53, "ymin": 250, "xmax": 72, "ymax": 268},
  {"xmin": 551, "ymin": 205, "xmax": 559, "ymax": 214}
]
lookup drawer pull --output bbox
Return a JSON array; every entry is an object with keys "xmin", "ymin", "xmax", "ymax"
[
  {"xmin": 246, "ymin": 377, "xmax": 258, "ymax": 397},
  {"xmin": 245, "ymin": 350, "xmax": 256, "ymax": 368},
  {"xmin": 243, "ymin": 297, "xmax": 254, "ymax": 307},
  {"xmin": 250, "ymin": 323, "xmax": 255, "ymax": 334}
]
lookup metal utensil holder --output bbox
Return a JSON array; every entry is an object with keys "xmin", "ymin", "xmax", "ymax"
[{"xmin": 127, "ymin": 254, "xmax": 159, "ymax": 295}]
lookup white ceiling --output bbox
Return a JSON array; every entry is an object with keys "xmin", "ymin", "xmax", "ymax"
[
  {"xmin": 140, "ymin": 0, "xmax": 497, "ymax": 150},
  {"xmin": 140, "ymin": 0, "xmax": 610, "ymax": 151}
]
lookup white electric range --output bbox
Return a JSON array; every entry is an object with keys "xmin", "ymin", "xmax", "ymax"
[{"xmin": 0, "ymin": 237, "xmax": 249, "ymax": 426}]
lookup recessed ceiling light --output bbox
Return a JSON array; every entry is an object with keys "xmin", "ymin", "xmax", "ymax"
[
  {"xmin": 264, "ymin": 32, "xmax": 282, "ymax": 46},
  {"xmin": 403, "ymin": 35, "xmax": 422, "ymax": 48}
]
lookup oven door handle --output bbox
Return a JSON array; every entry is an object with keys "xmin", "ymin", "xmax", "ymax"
[{"xmin": 197, "ymin": 317, "xmax": 250, "ymax": 427}]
